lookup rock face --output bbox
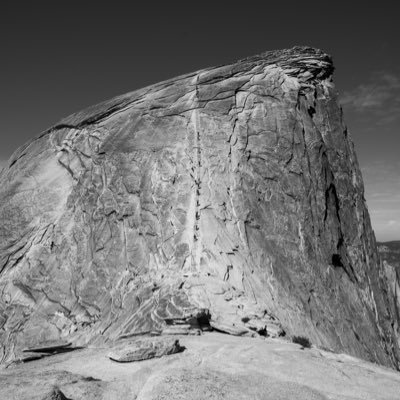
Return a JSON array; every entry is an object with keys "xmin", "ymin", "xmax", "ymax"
[{"xmin": 0, "ymin": 46, "xmax": 399, "ymax": 368}]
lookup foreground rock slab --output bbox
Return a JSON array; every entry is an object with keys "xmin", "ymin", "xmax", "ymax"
[
  {"xmin": 23, "ymin": 341, "xmax": 72, "ymax": 353},
  {"xmin": 108, "ymin": 337, "xmax": 183, "ymax": 362},
  {"xmin": 1, "ymin": 333, "xmax": 400, "ymax": 400}
]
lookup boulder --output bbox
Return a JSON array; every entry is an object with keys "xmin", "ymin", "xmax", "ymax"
[
  {"xmin": 209, "ymin": 320, "xmax": 250, "ymax": 337},
  {"xmin": 108, "ymin": 337, "xmax": 183, "ymax": 362}
]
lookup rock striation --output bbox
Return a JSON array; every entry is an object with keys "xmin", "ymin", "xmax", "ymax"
[{"xmin": 0, "ymin": 47, "xmax": 399, "ymax": 368}]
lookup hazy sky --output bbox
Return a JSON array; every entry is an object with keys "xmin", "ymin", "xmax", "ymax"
[{"xmin": 1, "ymin": 2, "xmax": 399, "ymax": 241}]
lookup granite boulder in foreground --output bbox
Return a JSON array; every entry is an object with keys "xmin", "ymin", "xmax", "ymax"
[
  {"xmin": 108, "ymin": 337, "xmax": 183, "ymax": 362},
  {"xmin": 0, "ymin": 46, "xmax": 399, "ymax": 369}
]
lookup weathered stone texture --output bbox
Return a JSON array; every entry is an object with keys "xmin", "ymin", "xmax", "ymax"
[{"xmin": 0, "ymin": 47, "xmax": 399, "ymax": 368}]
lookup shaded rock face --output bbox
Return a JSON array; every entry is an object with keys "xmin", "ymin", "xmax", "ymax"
[{"xmin": 0, "ymin": 47, "xmax": 399, "ymax": 367}]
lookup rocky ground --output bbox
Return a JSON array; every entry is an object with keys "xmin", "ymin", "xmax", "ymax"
[{"xmin": 1, "ymin": 332, "xmax": 400, "ymax": 400}]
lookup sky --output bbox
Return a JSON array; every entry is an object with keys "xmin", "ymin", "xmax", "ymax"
[{"xmin": 0, "ymin": 2, "xmax": 399, "ymax": 241}]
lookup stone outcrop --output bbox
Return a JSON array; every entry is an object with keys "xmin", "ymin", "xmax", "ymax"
[
  {"xmin": 0, "ymin": 46, "xmax": 399, "ymax": 368},
  {"xmin": 108, "ymin": 337, "xmax": 183, "ymax": 362}
]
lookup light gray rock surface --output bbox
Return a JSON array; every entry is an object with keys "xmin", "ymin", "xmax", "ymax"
[
  {"xmin": 0, "ymin": 46, "xmax": 399, "ymax": 368},
  {"xmin": 23, "ymin": 340, "xmax": 72, "ymax": 353}
]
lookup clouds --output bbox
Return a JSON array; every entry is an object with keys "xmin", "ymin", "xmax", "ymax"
[
  {"xmin": 341, "ymin": 72, "xmax": 400, "ymax": 124},
  {"xmin": 362, "ymin": 161, "xmax": 400, "ymax": 241}
]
